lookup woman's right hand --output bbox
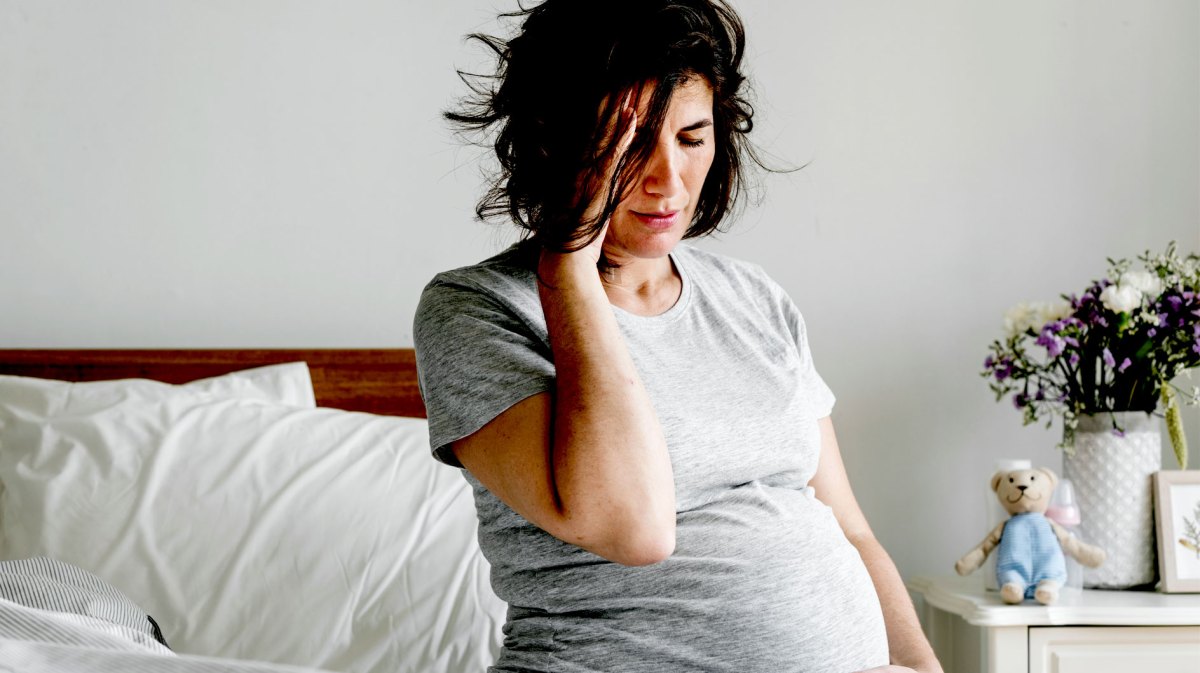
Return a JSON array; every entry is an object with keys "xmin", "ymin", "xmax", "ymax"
[
  {"xmin": 455, "ymin": 85, "xmax": 676, "ymax": 567},
  {"xmin": 545, "ymin": 90, "xmax": 639, "ymax": 270}
]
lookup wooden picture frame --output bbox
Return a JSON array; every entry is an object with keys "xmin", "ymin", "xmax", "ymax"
[{"xmin": 1154, "ymin": 470, "xmax": 1200, "ymax": 593}]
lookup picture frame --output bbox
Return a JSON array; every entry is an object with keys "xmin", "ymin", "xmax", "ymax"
[{"xmin": 1153, "ymin": 470, "xmax": 1200, "ymax": 593}]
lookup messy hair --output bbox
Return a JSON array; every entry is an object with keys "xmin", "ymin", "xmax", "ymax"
[{"xmin": 445, "ymin": 0, "xmax": 766, "ymax": 254}]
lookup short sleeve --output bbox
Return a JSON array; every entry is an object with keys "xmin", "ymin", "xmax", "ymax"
[
  {"xmin": 413, "ymin": 277, "xmax": 555, "ymax": 467},
  {"xmin": 781, "ymin": 296, "xmax": 837, "ymax": 418}
]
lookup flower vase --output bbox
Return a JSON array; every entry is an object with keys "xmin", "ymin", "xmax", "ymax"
[{"xmin": 1062, "ymin": 411, "xmax": 1161, "ymax": 589}]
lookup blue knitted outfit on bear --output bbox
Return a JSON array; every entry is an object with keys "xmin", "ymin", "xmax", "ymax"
[{"xmin": 995, "ymin": 512, "xmax": 1066, "ymax": 598}]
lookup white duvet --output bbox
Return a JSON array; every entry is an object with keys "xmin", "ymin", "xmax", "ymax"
[
  {"xmin": 0, "ymin": 642, "xmax": 323, "ymax": 673},
  {"xmin": 0, "ymin": 606, "xmax": 335, "ymax": 673},
  {"xmin": 0, "ymin": 558, "xmax": 334, "ymax": 673},
  {"xmin": 0, "ymin": 369, "xmax": 506, "ymax": 673}
]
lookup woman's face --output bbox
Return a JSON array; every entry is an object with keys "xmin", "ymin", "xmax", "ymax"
[{"xmin": 605, "ymin": 77, "xmax": 716, "ymax": 264}]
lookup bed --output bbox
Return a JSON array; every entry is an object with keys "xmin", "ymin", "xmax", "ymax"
[{"xmin": 0, "ymin": 349, "xmax": 505, "ymax": 673}]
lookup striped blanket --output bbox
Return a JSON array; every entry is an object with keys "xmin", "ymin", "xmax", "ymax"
[{"xmin": 0, "ymin": 558, "xmax": 334, "ymax": 673}]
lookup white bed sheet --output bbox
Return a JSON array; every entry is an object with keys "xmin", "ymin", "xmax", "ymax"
[
  {"xmin": 0, "ymin": 375, "xmax": 504, "ymax": 673},
  {"xmin": 0, "ymin": 639, "xmax": 335, "ymax": 673},
  {"xmin": 0, "ymin": 596, "xmax": 336, "ymax": 673}
]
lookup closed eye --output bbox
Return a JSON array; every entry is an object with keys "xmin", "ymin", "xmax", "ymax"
[{"xmin": 678, "ymin": 118, "xmax": 712, "ymax": 148}]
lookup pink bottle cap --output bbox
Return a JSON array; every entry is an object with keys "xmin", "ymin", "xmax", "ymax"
[{"xmin": 1045, "ymin": 479, "xmax": 1081, "ymax": 526}]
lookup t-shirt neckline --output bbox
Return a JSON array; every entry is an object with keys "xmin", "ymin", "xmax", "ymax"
[{"xmin": 609, "ymin": 247, "xmax": 693, "ymax": 324}]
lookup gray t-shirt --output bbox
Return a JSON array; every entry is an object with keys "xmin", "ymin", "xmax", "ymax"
[{"xmin": 413, "ymin": 242, "xmax": 888, "ymax": 673}]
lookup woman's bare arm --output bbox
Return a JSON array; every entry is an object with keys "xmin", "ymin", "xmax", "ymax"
[
  {"xmin": 450, "ymin": 95, "xmax": 676, "ymax": 567},
  {"xmin": 807, "ymin": 417, "xmax": 944, "ymax": 673}
]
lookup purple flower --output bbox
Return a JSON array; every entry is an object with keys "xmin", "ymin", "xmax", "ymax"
[
  {"xmin": 1149, "ymin": 328, "xmax": 1158, "ymax": 338},
  {"xmin": 984, "ymin": 355, "xmax": 995, "ymax": 369},
  {"xmin": 1112, "ymin": 428, "xmax": 1126, "ymax": 438},
  {"xmin": 993, "ymin": 357, "xmax": 1014, "ymax": 381},
  {"xmin": 1013, "ymin": 393, "xmax": 1028, "ymax": 409},
  {"xmin": 1037, "ymin": 330, "xmax": 1065, "ymax": 358},
  {"xmin": 1069, "ymin": 353, "xmax": 1080, "ymax": 366},
  {"xmin": 1103, "ymin": 348, "xmax": 1116, "ymax": 368},
  {"xmin": 1063, "ymin": 336, "xmax": 1080, "ymax": 348},
  {"xmin": 1157, "ymin": 291, "xmax": 1199, "ymax": 328},
  {"xmin": 1117, "ymin": 357, "xmax": 1132, "ymax": 373}
]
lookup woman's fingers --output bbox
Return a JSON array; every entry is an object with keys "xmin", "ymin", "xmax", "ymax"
[
  {"xmin": 613, "ymin": 88, "xmax": 639, "ymax": 169},
  {"xmin": 597, "ymin": 90, "xmax": 637, "ymax": 191},
  {"xmin": 617, "ymin": 108, "xmax": 638, "ymax": 162},
  {"xmin": 577, "ymin": 87, "xmax": 639, "ymax": 259}
]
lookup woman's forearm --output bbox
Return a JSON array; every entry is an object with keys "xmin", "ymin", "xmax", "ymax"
[
  {"xmin": 538, "ymin": 252, "xmax": 676, "ymax": 565},
  {"xmin": 850, "ymin": 533, "xmax": 944, "ymax": 673}
]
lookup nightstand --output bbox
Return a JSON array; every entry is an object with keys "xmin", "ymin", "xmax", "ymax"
[{"xmin": 906, "ymin": 575, "xmax": 1200, "ymax": 673}]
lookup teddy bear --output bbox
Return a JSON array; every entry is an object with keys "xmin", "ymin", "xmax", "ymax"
[{"xmin": 954, "ymin": 467, "xmax": 1106, "ymax": 604}]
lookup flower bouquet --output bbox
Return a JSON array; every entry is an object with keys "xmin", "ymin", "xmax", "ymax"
[{"xmin": 982, "ymin": 242, "xmax": 1200, "ymax": 467}]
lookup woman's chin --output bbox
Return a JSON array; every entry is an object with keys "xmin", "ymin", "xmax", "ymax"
[
  {"xmin": 605, "ymin": 236, "xmax": 681, "ymax": 264},
  {"xmin": 606, "ymin": 218, "xmax": 688, "ymax": 262}
]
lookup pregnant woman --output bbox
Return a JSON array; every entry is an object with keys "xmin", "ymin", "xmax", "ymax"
[{"xmin": 414, "ymin": 1, "xmax": 943, "ymax": 671}]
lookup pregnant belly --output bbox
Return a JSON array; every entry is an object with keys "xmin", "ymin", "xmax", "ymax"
[{"xmin": 498, "ymin": 483, "xmax": 890, "ymax": 673}]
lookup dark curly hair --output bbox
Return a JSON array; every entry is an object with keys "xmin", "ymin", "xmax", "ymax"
[{"xmin": 445, "ymin": 0, "xmax": 766, "ymax": 254}]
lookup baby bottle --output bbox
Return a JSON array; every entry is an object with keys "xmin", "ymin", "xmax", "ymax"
[
  {"xmin": 1045, "ymin": 477, "xmax": 1084, "ymax": 596},
  {"xmin": 984, "ymin": 459, "xmax": 1031, "ymax": 591}
]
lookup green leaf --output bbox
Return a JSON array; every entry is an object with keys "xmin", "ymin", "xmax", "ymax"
[
  {"xmin": 1134, "ymin": 339, "xmax": 1154, "ymax": 360},
  {"xmin": 1163, "ymin": 383, "xmax": 1190, "ymax": 468}
]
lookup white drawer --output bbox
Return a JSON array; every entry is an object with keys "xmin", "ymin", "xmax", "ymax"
[{"xmin": 1029, "ymin": 626, "xmax": 1200, "ymax": 673}]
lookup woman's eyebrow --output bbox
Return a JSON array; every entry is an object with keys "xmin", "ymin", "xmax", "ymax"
[{"xmin": 679, "ymin": 119, "xmax": 713, "ymax": 133}]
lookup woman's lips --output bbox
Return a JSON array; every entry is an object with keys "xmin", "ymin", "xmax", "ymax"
[{"xmin": 631, "ymin": 210, "xmax": 680, "ymax": 230}]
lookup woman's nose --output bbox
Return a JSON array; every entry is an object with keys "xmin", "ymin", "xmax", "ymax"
[{"xmin": 642, "ymin": 144, "xmax": 684, "ymax": 199}]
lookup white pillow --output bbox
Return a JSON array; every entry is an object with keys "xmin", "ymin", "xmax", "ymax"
[
  {"xmin": 185, "ymin": 362, "xmax": 316, "ymax": 408},
  {"xmin": 0, "ymin": 362, "xmax": 314, "ymax": 410},
  {"xmin": 0, "ymin": 377, "xmax": 504, "ymax": 673}
]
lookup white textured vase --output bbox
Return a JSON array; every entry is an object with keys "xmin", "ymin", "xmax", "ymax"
[{"xmin": 1063, "ymin": 412, "xmax": 1161, "ymax": 589}]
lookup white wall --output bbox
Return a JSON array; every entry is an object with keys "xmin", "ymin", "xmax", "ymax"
[{"xmin": 2, "ymin": 0, "xmax": 1197, "ymax": 585}]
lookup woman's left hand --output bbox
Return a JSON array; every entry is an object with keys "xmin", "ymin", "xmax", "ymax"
[{"xmin": 853, "ymin": 666, "xmax": 939, "ymax": 673}]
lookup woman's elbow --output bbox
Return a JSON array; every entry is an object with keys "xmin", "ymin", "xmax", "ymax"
[
  {"xmin": 553, "ymin": 485, "xmax": 677, "ymax": 565},
  {"xmin": 593, "ymin": 519, "xmax": 676, "ymax": 566},
  {"xmin": 615, "ymin": 532, "xmax": 675, "ymax": 566}
]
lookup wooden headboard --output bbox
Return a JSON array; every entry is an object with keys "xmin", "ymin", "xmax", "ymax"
[{"xmin": 0, "ymin": 349, "xmax": 426, "ymax": 418}]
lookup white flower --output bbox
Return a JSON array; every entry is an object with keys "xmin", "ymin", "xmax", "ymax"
[
  {"xmin": 1004, "ymin": 300, "xmax": 1072, "ymax": 337},
  {"xmin": 1038, "ymin": 300, "xmax": 1073, "ymax": 325},
  {"xmin": 1099, "ymin": 284, "xmax": 1143, "ymax": 314},
  {"xmin": 1138, "ymin": 309, "xmax": 1161, "ymax": 326},
  {"xmin": 1003, "ymin": 303, "xmax": 1037, "ymax": 337},
  {"xmin": 1121, "ymin": 270, "xmax": 1163, "ymax": 298}
]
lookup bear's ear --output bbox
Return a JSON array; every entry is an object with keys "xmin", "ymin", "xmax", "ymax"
[
  {"xmin": 1037, "ymin": 467, "xmax": 1058, "ymax": 487},
  {"xmin": 991, "ymin": 471, "xmax": 1007, "ymax": 493}
]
